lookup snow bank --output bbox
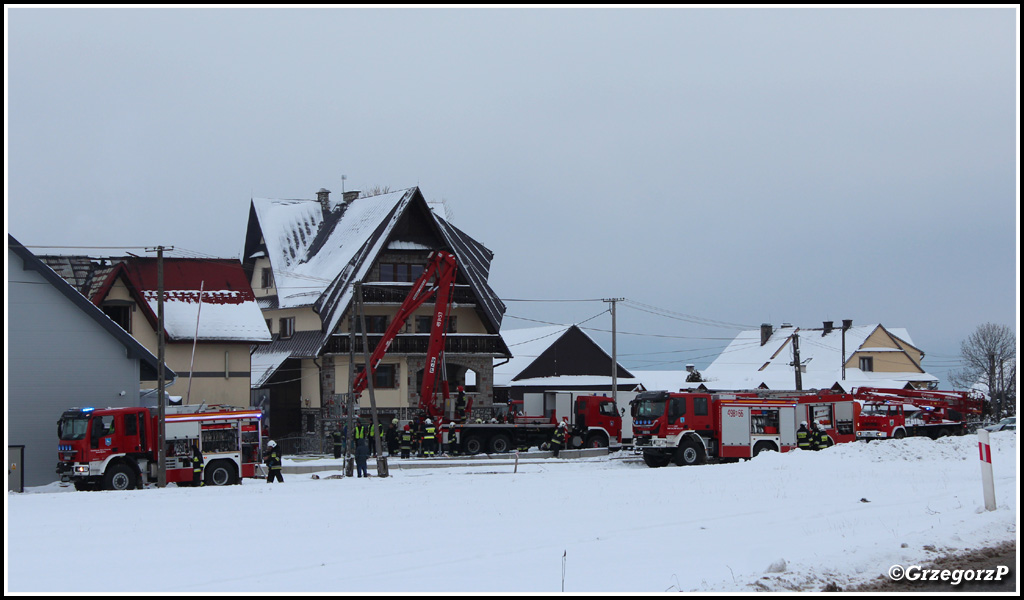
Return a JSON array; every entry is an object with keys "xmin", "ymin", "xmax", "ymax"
[{"xmin": 6, "ymin": 432, "xmax": 1016, "ymax": 593}]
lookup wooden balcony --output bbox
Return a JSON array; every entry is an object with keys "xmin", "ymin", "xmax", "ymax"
[{"xmin": 323, "ymin": 333, "xmax": 508, "ymax": 356}]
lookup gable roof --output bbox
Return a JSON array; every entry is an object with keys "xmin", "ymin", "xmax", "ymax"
[
  {"xmin": 41, "ymin": 255, "xmax": 271, "ymax": 344},
  {"xmin": 9, "ymin": 235, "xmax": 173, "ymax": 381},
  {"xmin": 495, "ymin": 324, "xmax": 635, "ymax": 387},
  {"xmin": 699, "ymin": 323, "xmax": 938, "ymax": 391},
  {"xmin": 245, "ymin": 186, "xmax": 506, "ymax": 354}
]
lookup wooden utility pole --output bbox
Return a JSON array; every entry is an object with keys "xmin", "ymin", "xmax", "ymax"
[
  {"xmin": 356, "ymin": 282, "xmax": 388, "ymax": 478},
  {"xmin": 146, "ymin": 245, "xmax": 173, "ymax": 488},
  {"xmin": 792, "ymin": 332, "xmax": 803, "ymax": 391},
  {"xmin": 604, "ymin": 298, "xmax": 625, "ymax": 407}
]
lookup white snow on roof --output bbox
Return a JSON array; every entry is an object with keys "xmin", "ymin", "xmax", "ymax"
[
  {"xmin": 250, "ymin": 350, "xmax": 293, "ymax": 388},
  {"xmin": 143, "ymin": 291, "xmax": 272, "ymax": 343},
  {"xmin": 699, "ymin": 324, "xmax": 937, "ymax": 391},
  {"xmin": 252, "ymin": 189, "xmax": 411, "ymax": 309}
]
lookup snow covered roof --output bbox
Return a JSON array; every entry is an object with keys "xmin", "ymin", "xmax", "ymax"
[
  {"xmin": 243, "ymin": 186, "xmax": 506, "ymax": 364},
  {"xmin": 699, "ymin": 324, "xmax": 938, "ymax": 391},
  {"xmin": 495, "ymin": 325, "xmax": 572, "ymax": 386}
]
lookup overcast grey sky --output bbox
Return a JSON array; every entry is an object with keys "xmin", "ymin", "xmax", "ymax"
[{"xmin": 6, "ymin": 7, "xmax": 1018, "ymax": 385}]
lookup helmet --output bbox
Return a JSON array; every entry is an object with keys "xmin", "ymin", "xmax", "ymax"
[
  {"xmin": 392, "ymin": 418, "xmax": 398, "ymax": 425},
  {"xmin": 801, "ymin": 421, "xmax": 808, "ymax": 427},
  {"xmin": 404, "ymin": 424, "xmax": 410, "ymax": 431},
  {"xmin": 426, "ymin": 419, "xmax": 433, "ymax": 425},
  {"xmin": 267, "ymin": 440, "xmax": 277, "ymax": 448}
]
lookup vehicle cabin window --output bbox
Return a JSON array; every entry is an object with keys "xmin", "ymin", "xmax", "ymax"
[
  {"xmin": 694, "ymin": 397, "xmax": 709, "ymax": 416},
  {"xmin": 668, "ymin": 397, "xmax": 687, "ymax": 423},
  {"xmin": 125, "ymin": 413, "xmax": 138, "ymax": 436}
]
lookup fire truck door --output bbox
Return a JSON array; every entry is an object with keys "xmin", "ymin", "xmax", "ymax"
[
  {"xmin": 122, "ymin": 411, "xmax": 143, "ymax": 452},
  {"xmin": 720, "ymin": 406, "xmax": 750, "ymax": 449},
  {"xmin": 779, "ymin": 406, "xmax": 796, "ymax": 446}
]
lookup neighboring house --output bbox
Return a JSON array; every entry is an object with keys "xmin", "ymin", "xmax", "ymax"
[
  {"xmin": 8, "ymin": 235, "xmax": 174, "ymax": 487},
  {"xmin": 495, "ymin": 324, "xmax": 639, "ymax": 411},
  {"xmin": 242, "ymin": 187, "xmax": 510, "ymax": 447},
  {"xmin": 39, "ymin": 255, "xmax": 271, "ymax": 407},
  {"xmin": 692, "ymin": 321, "xmax": 939, "ymax": 392}
]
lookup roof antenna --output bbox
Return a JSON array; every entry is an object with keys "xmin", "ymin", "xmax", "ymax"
[{"xmin": 341, "ymin": 174, "xmax": 347, "ymax": 194}]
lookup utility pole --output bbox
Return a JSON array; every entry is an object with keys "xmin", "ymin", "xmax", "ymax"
[
  {"xmin": 792, "ymin": 332, "xmax": 803, "ymax": 391},
  {"xmin": 146, "ymin": 245, "xmax": 173, "ymax": 488},
  {"xmin": 345, "ymin": 303, "xmax": 356, "ymax": 477},
  {"xmin": 604, "ymin": 298, "xmax": 625, "ymax": 407},
  {"xmin": 357, "ymin": 282, "xmax": 388, "ymax": 478}
]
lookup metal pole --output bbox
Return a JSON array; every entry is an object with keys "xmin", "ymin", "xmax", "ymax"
[
  {"xmin": 156, "ymin": 246, "xmax": 167, "ymax": 487},
  {"xmin": 604, "ymin": 298, "xmax": 624, "ymax": 407},
  {"xmin": 186, "ymin": 280, "xmax": 204, "ymax": 405},
  {"xmin": 357, "ymin": 282, "xmax": 388, "ymax": 478}
]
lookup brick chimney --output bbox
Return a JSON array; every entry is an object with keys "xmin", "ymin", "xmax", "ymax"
[
  {"xmin": 343, "ymin": 190, "xmax": 360, "ymax": 205},
  {"xmin": 823, "ymin": 321, "xmax": 834, "ymax": 336},
  {"xmin": 317, "ymin": 188, "xmax": 331, "ymax": 213},
  {"xmin": 760, "ymin": 323, "xmax": 773, "ymax": 346}
]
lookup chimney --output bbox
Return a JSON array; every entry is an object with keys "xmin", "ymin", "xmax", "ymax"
[
  {"xmin": 842, "ymin": 319, "xmax": 853, "ymax": 330},
  {"xmin": 685, "ymin": 364, "xmax": 695, "ymax": 373},
  {"xmin": 343, "ymin": 190, "xmax": 360, "ymax": 205},
  {"xmin": 760, "ymin": 323, "xmax": 773, "ymax": 346},
  {"xmin": 317, "ymin": 188, "xmax": 331, "ymax": 213},
  {"xmin": 823, "ymin": 321, "xmax": 834, "ymax": 336}
]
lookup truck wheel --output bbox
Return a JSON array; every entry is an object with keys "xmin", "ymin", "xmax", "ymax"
[
  {"xmin": 463, "ymin": 436, "xmax": 485, "ymax": 455},
  {"xmin": 642, "ymin": 450, "xmax": 671, "ymax": 468},
  {"xmin": 674, "ymin": 440, "xmax": 706, "ymax": 466},
  {"xmin": 488, "ymin": 434, "xmax": 512, "ymax": 454},
  {"xmin": 205, "ymin": 462, "xmax": 237, "ymax": 486},
  {"xmin": 752, "ymin": 441, "xmax": 777, "ymax": 458},
  {"xmin": 104, "ymin": 463, "xmax": 136, "ymax": 491},
  {"xmin": 893, "ymin": 429, "xmax": 906, "ymax": 439},
  {"xmin": 73, "ymin": 479, "xmax": 99, "ymax": 492},
  {"xmin": 935, "ymin": 428, "xmax": 950, "ymax": 439},
  {"xmin": 586, "ymin": 433, "xmax": 609, "ymax": 448}
]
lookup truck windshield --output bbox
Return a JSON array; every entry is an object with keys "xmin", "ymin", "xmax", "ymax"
[
  {"xmin": 599, "ymin": 401, "xmax": 618, "ymax": 416},
  {"xmin": 58, "ymin": 416, "xmax": 91, "ymax": 441},
  {"xmin": 633, "ymin": 399, "xmax": 667, "ymax": 419}
]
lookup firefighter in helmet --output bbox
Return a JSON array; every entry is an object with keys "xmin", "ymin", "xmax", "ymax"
[
  {"xmin": 266, "ymin": 440, "xmax": 284, "ymax": 483},
  {"xmin": 422, "ymin": 419, "xmax": 437, "ymax": 457},
  {"xmin": 332, "ymin": 423, "xmax": 345, "ymax": 460},
  {"xmin": 550, "ymin": 419, "xmax": 569, "ymax": 457},
  {"xmin": 814, "ymin": 421, "xmax": 831, "ymax": 450},
  {"xmin": 399, "ymin": 424, "xmax": 414, "ymax": 459},
  {"xmin": 797, "ymin": 421, "xmax": 812, "ymax": 450},
  {"xmin": 191, "ymin": 441, "xmax": 205, "ymax": 487}
]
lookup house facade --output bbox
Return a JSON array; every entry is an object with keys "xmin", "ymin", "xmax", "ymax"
[
  {"xmin": 693, "ymin": 321, "xmax": 940, "ymax": 392},
  {"xmin": 40, "ymin": 255, "xmax": 271, "ymax": 407},
  {"xmin": 243, "ymin": 187, "xmax": 511, "ymax": 450},
  {"xmin": 9, "ymin": 235, "xmax": 172, "ymax": 487}
]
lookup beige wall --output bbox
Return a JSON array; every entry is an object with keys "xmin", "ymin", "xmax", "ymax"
[
  {"xmin": 250, "ymin": 254, "xmax": 276, "ymax": 299},
  {"xmin": 846, "ymin": 327, "xmax": 924, "ymax": 373},
  {"xmin": 263, "ymin": 305, "xmax": 322, "ymax": 335},
  {"xmin": 328, "ymin": 356, "xmax": 410, "ymax": 409}
]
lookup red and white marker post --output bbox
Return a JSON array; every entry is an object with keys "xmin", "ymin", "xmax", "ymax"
[{"xmin": 978, "ymin": 429, "xmax": 997, "ymax": 511}]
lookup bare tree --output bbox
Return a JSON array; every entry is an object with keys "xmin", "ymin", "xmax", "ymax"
[{"xmin": 949, "ymin": 323, "xmax": 1016, "ymax": 419}]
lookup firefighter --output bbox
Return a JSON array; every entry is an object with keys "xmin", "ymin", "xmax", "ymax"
[
  {"xmin": 815, "ymin": 421, "xmax": 831, "ymax": 450},
  {"xmin": 550, "ymin": 420, "xmax": 568, "ymax": 457},
  {"xmin": 447, "ymin": 422, "xmax": 459, "ymax": 456},
  {"xmin": 354, "ymin": 433, "xmax": 370, "ymax": 478},
  {"xmin": 332, "ymin": 425, "xmax": 344, "ymax": 460},
  {"xmin": 455, "ymin": 385, "xmax": 468, "ymax": 422},
  {"xmin": 422, "ymin": 419, "xmax": 437, "ymax": 457},
  {"xmin": 797, "ymin": 421, "xmax": 812, "ymax": 450},
  {"xmin": 191, "ymin": 442, "xmax": 205, "ymax": 487},
  {"xmin": 265, "ymin": 440, "xmax": 284, "ymax": 483},
  {"xmin": 399, "ymin": 424, "xmax": 413, "ymax": 459},
  {"xmin": 386, "ymin": 418, "xmax": 399, "ymax": 457}
]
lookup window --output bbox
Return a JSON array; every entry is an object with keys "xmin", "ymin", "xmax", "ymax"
[
  {"xmin": 261, "ymin": 268, "xmax": 274, "ymax": 289},
  {"xmin": 125, "ymin": 413, "xmax": 138, "ymax": 436},
  {"xmin": 379, "ymin": 263, "xmax": 426, "ymax": 283},
  {"xmin": 859, "ymin": 356, "xmax": 874, "ymax": 372},
  {"xmin": 694, "ymin": 396, "xmax": 709, "ymax": 416},
  {"xmin": 102, "ymin": 303, "xmax": 132, "ymax": 333},
  {"xmin": 447, "ymin": 316, "xmax": 457, "ymax": 334},
  {"xmin": 356, "ymin": 364, "xmax": 398, "ymax": 389},
  {"xmin": 279, "ymin": 317, "xmax": 295, "ymax": 339},
  {"xmin": 355, "ymin": 315, "xmax": 388, "ymax": 334},
  {"xmin": 416, "ymin": 316, "xmax": 432, "ymax": 334}
]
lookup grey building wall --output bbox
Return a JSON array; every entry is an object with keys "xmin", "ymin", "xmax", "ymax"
[{"xmin": 8, "ymin": 246, "xmax": 144, "ymax": 487}]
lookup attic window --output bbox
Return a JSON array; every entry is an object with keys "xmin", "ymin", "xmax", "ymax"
[
  {"xmin": 261, "ymin": 268, "xmax": 274, "ymax": 290},
  {"xmin": 279, "ymin": 317, "xmax": 295, "ymax": 340},
  {"xmin": 379, "ymin": 263, "xmax": 425, "ymax": 283},
  {"xmin": 859, "ymin": 356, "xmax": 874, "ymax": 372}
]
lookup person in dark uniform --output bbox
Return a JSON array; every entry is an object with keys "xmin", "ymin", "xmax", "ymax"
[
  {"xmin": 455, "ymin": 386, "xmax": 468, "ymax": 422},
  {"xmin": 399, "ymin": 424, "xmax": 413, "ymax": 459},
  {"xmin": 191, "ymin": 442, "xmax": 205, "ymax": 487},
  {"xmin": 422, "ymin": 419, "xmax": 437, "ymax": 457},
  {"xmin": 550, "ymin": 421, "xmax": 568, "ymax": 457},
  {"xmin": 797, "ymin": 421, "xmax": 812, "ymax": 450},
  {"xmin": 332, "ymin": 425, "xmax": 345, "ymax": 460},
  {"xmin": 354, "ymin": 435, "xmax": 370, "ymax": 478},
  {"xmin": 814, "ymin": 421, "xmax": 831, "ymax": 450},
  {"xmin": 386, "ymin": 419, "xmax": 399, "ymax": 457},
  {"xmin": 266, "ymin": 440, "xmax": 284, "ymax": 483}
]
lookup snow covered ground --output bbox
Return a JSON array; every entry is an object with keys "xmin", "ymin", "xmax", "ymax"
[{"xmin": 6, "ymin": 431, "xmax": 1017, "ymax": 593}]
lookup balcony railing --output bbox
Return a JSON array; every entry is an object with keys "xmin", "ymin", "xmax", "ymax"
[
  {"xmin": 323, "ymin": 333, "xmax": 507, "ymax": 355},
  {"xmin": 359, "ymin": 283, "xmax": 477, "ymax": 305}
]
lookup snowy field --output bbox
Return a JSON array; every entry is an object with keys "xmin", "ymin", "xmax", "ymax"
[{"xmin": 6, "ymin": 431, "xmax": 1017, "ymax": 594}]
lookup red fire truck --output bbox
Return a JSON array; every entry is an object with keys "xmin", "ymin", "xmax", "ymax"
[
  {"xmin": 630, "ymin": 390, "xmax": 860, "ymax": 467},
  {"xmin": 854, "ymin": 387, "xmax": 983, "ymax": 441},
  {"xmin": 352, "ymin": 250, "xmax": 622, "ymax": 455},
  {"xmin": 57, "ymin": 404, "xmax": 263, "ymax": 490}
]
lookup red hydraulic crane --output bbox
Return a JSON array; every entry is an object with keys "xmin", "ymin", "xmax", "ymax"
[{"xmin": 351, "ymin": 250, "xmax": 459, "ymax": 422}]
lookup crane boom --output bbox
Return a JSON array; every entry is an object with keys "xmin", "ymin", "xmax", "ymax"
[{"xmin": 351, "ymin": 250, "xmax": 459, "ymax": 421}]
